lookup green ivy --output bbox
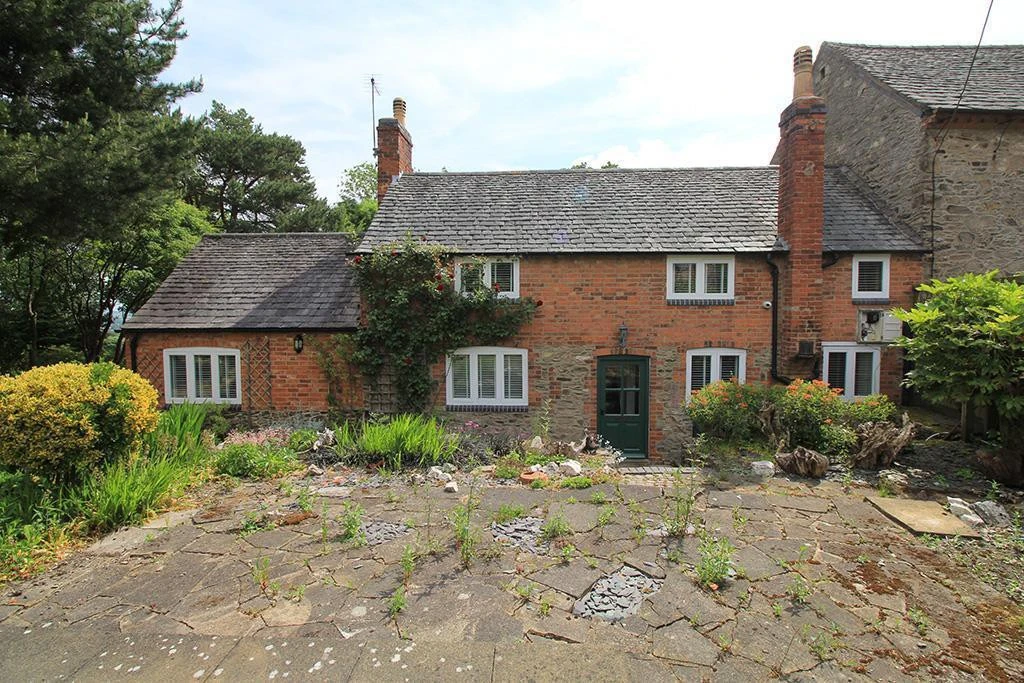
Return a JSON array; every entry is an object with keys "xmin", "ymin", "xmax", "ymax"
[{"xmin": 347, "ymin": 239, "xmax": 537, "ymax": 411}]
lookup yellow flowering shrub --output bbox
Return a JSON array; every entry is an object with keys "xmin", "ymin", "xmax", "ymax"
[{"xmin": 0, "ymin": 362, "xmax": 159, "ymax": 483}]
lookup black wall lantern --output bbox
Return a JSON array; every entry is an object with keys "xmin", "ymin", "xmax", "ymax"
[
  {"xmin": 618, "ymin": 322, "xmax": 629, "ymax": 353},
  {"xmin": 293, "ymin": 334, "xmax": 304, "ymax": 354}
]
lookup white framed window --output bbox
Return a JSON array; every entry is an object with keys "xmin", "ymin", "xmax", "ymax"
[
  {"xmin": 455, "ymin": 258, "xmax": 520, "ymax": 299},
  {"xmin": 822, "ymin": 343, "xmax": 880, "ymax": 399},
  {"xmin": 685, "ymin": 348, "xmax": 746, "ymax": 401},
  {"xmin": 163, "ymin": 348, "xmax": 241, "ymax": 404},
  {"xmin": 446, "ymin": 347, "xmax": 528, "ymax": 407},
  {"xmin": 666, "ymin": 255, "xmax": 735, "ymax": 301},
  {"xmin": 852, "ymin": 254, "xmax": 890, "ymax": 300}
]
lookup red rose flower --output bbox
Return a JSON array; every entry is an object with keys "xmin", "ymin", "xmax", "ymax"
[
  {"xmin": 403, "ymin": 356, "xmax": 412, "ymax": 365},
  {"xmin": 493, "ymin": 283, "xmax": 502, "ymax": 292},
  {"xmin": 436, "ymin": 283, "xmax": 445, "ymax": 292},
  {"xmin": 353, "ymin": 255, "xmax": 362, "ymax": 264},
  {"xmin": 535, "ymin": 299, "xmax": 544, "ymax": 307}
]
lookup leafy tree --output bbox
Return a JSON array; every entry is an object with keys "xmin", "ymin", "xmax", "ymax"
[
  {"xmin": 340, "ymin": 161, "xmax": 377, "ymax": 203},
  {"xmin": 0, "ymin": 0, "xmax": 200, "ymax": 247},
  {"xmin": 569, "ymin": 160, "xmax": 619, "ymax": 169},
  {"xmin": 187, "ymin": 101, "xmax": 318, "ymax": 232},
  {"xmin": 895, "ymin": 272, "xmax": 1024, "ymax": 479}
]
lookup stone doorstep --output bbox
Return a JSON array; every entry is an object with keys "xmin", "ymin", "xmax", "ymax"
[{"xmin": 865, "ymin": 496, "xmax": 982, "ymax": 538}]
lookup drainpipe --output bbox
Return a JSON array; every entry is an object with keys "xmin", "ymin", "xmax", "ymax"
[{"xmin": 766, "ymin": 253, "xmax": 791, "ymax": 384}]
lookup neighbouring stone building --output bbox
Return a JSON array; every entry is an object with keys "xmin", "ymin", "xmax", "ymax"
[{"xmin": 814, "ymin": 43, "xmax": 1024, "ymax": 278}]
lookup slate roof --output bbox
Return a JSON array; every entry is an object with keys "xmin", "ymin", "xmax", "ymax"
[
  {"xmin": 123, "ymin": 233, "xmax": 359, "ymax": 331},
  {"xmin": 822, "ymin": 42, "xmax": 1024, "ymax": 112},
  {"xmin": 359, "ymin": 167, "xmax": 923, "ymax": 254}
]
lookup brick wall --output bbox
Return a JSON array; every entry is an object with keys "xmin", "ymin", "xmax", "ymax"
[
  {"xmin": 816, "ymin": 47, "xmax": 1024, "ymax": 278},
  {"xmin": 128, "ymin": 330, "xmax": 363, "ymax": 413},
  {"xmin": 376, "ymin": 118, "xmax": 413, "ymax": 204},
  {"xmin": 427, "ymin": 252, "xmax": 921, "ymax": 461}
]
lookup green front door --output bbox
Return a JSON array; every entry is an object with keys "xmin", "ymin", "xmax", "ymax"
[{"xmin": 597, "ymin": 356, "xmax": 649, "ymax": 459}]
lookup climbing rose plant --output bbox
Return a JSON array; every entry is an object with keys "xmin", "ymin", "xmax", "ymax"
[{"xmin": 349, "ymin": 240, "xmax": 537, "ymax": 411}]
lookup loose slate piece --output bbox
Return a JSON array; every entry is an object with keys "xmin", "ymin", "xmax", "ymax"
[
  {"xmin": 573, "ymin": 566, "xmax": 663, "ymax": 622},
  {"xmin": 491, "ymin": 517, "xmax": 548, "ymax": 554},
  {"xmin": 866, "ymin": 496, "xmax": 981, "ymax": 538},
  {"xmin": 360, "ymin": 521, "xmax": 411, "ymax": 546}
]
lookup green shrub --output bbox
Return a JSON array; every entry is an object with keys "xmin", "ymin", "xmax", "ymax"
[
  {"xmin": 215, "ymin": 444, "xmax": 299, "ymax": 479},
  {"xmin": 777, "ymin": 379, "xmax": 845, "ymax": 451},
  {"xmin": 349, "ymin": 414, "xmax": 459, "ymax": 470},
  {"xmin": 688, "ymin": 381, "xmax": 778, "ymax": 441},
  {"xmin": 201, "ymin": 405, "xmax": 232, "ymax": 442},
  {"xmin": 288, "ymin": 428, "xmax": 319, "ymax": 452},
  {"xmin": 845, "ymin": 395, "xmax": 897, "ymax": 426},
  {"xmin": 561, "ymin": 476, "xmax": 593, "ymax": 489},
  {"xmin": 0, "ymin": 362, "xmax": 159, "ymax": 484}
]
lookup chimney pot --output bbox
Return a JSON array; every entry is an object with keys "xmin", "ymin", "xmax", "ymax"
[
  {"xmin": 393, "ymin": 97, "xmax": 407, "ymax": 126},
  {"xmin": 792, "ymin": 46, "xmax": 814, "ymax": 100}
]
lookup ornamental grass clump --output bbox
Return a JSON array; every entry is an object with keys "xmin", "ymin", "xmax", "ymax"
[
  {"xmin": 0, "ymin": 362, "xmax": 158, "ymax": 485},
  {"xmin": 349, "ymin": 414, "xmax": 460, "ymax": 470}
]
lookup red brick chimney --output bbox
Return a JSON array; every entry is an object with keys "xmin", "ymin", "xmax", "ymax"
[
  {"xmin": 776, "ymin": 46, "xmax": 826, "ymax": 379},
  {"xmin": 376, "ymin": 97, "xmax": 413, "ymax": 204}
]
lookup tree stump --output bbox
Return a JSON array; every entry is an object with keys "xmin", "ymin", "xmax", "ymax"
[
  {"xmin": 775, "ymin": 447, "xmax": 829, "ymax": 478},
  {"xmin": 851, "ymin": 413, "xmax": 914, "ymax": 469}
]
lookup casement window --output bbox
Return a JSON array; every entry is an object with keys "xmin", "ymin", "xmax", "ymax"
[
  {"xmin": 685, "ymin": 348, "xmax": 746, "ymax": 400},
  {"xmin": 852, "ymin": 254, "xmax": 890, "ymax": 300},
  {"xmin": 455, "ymin": 258, "xmax": 519, "ymax": 299},
  {"xmin": 163, "ymin": 348, "xmax": 241, "ymax": 404},
  {"xmin": 666, "ymin": 255, "xmax": 735, "ymax": 302},
  {"xmin": 446, "ymin": 347, "xmax": 528, "ymax": 407},
  {"xmin": 822, "ymin": 343, "xmax": 879, "ymax": 399}
]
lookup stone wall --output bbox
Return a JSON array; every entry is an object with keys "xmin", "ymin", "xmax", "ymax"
[{"xmin": 816, "ymin": 46, "xmax": 1024, "ymax": 278}]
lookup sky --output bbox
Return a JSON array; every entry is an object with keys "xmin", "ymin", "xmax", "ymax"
[{"xmin": 163, "ymin": 0, "xmax": 1024, "ymax": 202}]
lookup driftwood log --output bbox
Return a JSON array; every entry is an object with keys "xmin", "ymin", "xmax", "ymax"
[
  {"xmin": 775, "ymin": 446, "xmax": 829, "ymax": 478},
  {"xmin": 850, "ymin": 413, "xmax": 914, "ymax": 469}
]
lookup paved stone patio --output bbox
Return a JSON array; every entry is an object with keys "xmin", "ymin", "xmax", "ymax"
[{"xmin": 2, "ymin": 472, "xmax": 1022, "ymax": 681}]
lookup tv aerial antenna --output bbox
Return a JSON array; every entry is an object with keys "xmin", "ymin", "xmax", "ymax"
[{"xmin": 369, "ymin": 75, "xmax": 381, "ymax": 158}]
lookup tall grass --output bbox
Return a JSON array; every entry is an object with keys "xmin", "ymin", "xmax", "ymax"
[{"xmin": 348, "ymin": 414, "xmax": 460, "ymax": 470}]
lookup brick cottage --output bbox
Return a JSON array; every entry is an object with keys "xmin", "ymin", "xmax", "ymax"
[{"xmin": 125, "ymin": 46, "xmax": 929, "ymax": 461}]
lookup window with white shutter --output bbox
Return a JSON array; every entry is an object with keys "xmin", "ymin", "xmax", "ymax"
[
  {"xmin": 822, "ymin": 343, "xmax": 880, "ymax": 399},
  {"xmin": 446, "ymin": 347, "xmax": 528, "ymax": 407},
  {"xmin": 685, "ymin": 348, "xmax": 747, "ymax": 401},
  {"xmin": 667, "ymin": 256, "xmax": 735, "ymax": 301},
  {"xmin": 163, "ymin": 348, "xmax": 241, "ymax": 404},
  {"xmin": 852, "ymin": 254, "xmax": 890, "ymax": 300},
  {"xmin": 455, "ymin": 258, "xmax": 520, "ymax": 298}
]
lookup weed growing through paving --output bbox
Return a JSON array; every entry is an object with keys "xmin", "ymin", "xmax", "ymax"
[
  {"xmin": 665, "ymin": 468, "xmax": 698, "ymax": 536},
  {"xmin": 987, "ymin": 480, "xmax": 1002, "ymax": 501},
  {"xmin": 854, "ymin": 554, "xmax": 869, "ymax": 565},
  {"xmin": 239, "ymin": 511, "xmax": 276, "ymax": 537},
  {"xmin": 589, "ymin": 491, "xmax": 607, "ymax": 505},
  {"xmin": 296, "ymin": 487, "xmax": 314, "ymax": 513},
  {"xmin": 772, "ymin": 602, "xmax": 783, "ymax": 618},
  {"xmin": 908, "ymin": 607, "xmax": 929, "ymax": 636},
  {"xmin": 250, "ymin": 557, "xmax": 270, "ymax": 590},
  {"xmin": 401, "ymin": 544, "xmax": 416, "ymax": 584},
  {"xmin": 561, "ymin": 476, "xmax": 593, "ymax": 490},
  {"xmin": 585, "ymin": 555, "xmax": 599, "ymax": 569},
  {"xmin": 493, "ymin": 504, "xmax": 527, "ymax": 524},
  {"xmin": 876, "ymin": 478, "xmax": 895, "ymax": 498},
  {"xmin": 337, "ymin": 502, "xmax": 366, "ymax": 545},
  {"xmin": 787, "ymin": 576, "xmax": 813, "ymax": 604},
  {"xmin": 565, "ymin": 496, "xmax": 577, "ymax": 504},
  {"xmin": 596, "ymin": 505, "xmax": 616, "ymax": 529},
  {"xmin": 540, "ymin": 514, "xmax": 572, "ymax": 541},
  {"xmin": 560, "ymin": 544, "xmax": 576, "ymax": 563},
  {"xmin": 539, "ymin": 596, "xmax": 552, "ymax": 617},
  {"xmin": 731, "ymin": 507, "xmax": 748, "ymax": 533},
  {"xmin": 386, "ymin": 585, "xmax": 407, "ymax": 618},
  {"xmin": 805, "ymin": 627, "xmax": 838, "ymax": 661},
  {"xmin": 451, "ymin": 484, "xmax": 480, "ymax": 568},
  {"xmin": 695, "ymin": 534, "xmax": 736, "ymax": 588},
  {"xmin": 284, "ymin": 584, "xmax": 306, "ymax": 602},
  {"xmin": 319, "ymin": 500, "xmax": 330, "ymax": 552},
  {"xmin": 385, "ymin": 489, "xmax": 402, "ymax": 505},
  {"xmin": 920, "ymin": 534, "xmax": 940, "ymax": 550},
  {"xmin": 514, "ymin": 581, "xmax": 536, "ymax": 601}
]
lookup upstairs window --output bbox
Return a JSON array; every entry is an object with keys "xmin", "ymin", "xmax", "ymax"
[
  {"xmin": 822, "ymin": 343, "xmax": 879, "ymax": 399},
  {"xmin": 667, "ymin": 255, "xmax": 735, "ymax": 302},
  {"xmin": 852, "ymin": 254, "xmax": 890, "ymax": 300},
  {"xmin": 163, "ymin": 348, "xmax": 241, "ymax": 404},
  {"xmin": 455, "ymin": 258, "xmax": 519, "ymax": 299},
  {"xmin": 447, "ymin": 347, "xmax": 528, "ymax": 407},
  {"xmin": 685, "ymin": 348, "xmax": 746, "ymax": 401}
]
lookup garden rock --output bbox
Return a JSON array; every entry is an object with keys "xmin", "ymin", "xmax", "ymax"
[
  {"xmin": 961, "ymin": 513, "xmax": 985, "ymax": 528},
  {"xmin": 443, "ymin": 481, "xmax": 459, "ymax": 494},
  {"xmin": 947, "ymin": 497, "xmax": 974, "ymax": 520},
  {"xmin": 774, "ymin": 447, "xmax": 829, "ymax": 478},
  {"xmin": 573, "ymin": 566, "xmax": 663, "ymax": 622},
  {"xmin": 559, "ymin": 460, "xmax": 583, "ymax": 476},
  {"xmin": 428, "ymin": 466, "xmax": 452, "ymax": 483},
  {"xmin": 751, "ymin": 461, "xmax": 775, "ymax": 478},
  {"xmin": 529, "ymin": 436, "xmax": 544, "ymax": 451},
  {"xmin": 315, "ymin": 486, "xmax": 350, "ymax": 498},
  {"xmin": 306, "ymin": 464, "xmax": 324, "ymax": 476},
  {"xmin": 441, "ymin": 463, "xmax": 457, "ymax": 474},
  {"xmin": 972, "ymin": 500, "xmax": 1011, "ymax": 527}
]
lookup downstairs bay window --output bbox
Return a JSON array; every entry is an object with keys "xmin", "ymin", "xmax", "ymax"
[
  {"xmin": 446, "ymin": 347, "xmax": 528, "ymax": 408},
  {"xmin": 163, "ymin": 348, "xmax": 241, "ymax": 404},
  {"xmin": 685, "ymin": 348, "xmax": 746, "ymax": 401},
  {"xmin": 821, "ymin": 343, "xmax": 879, "ymax": 399}
]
